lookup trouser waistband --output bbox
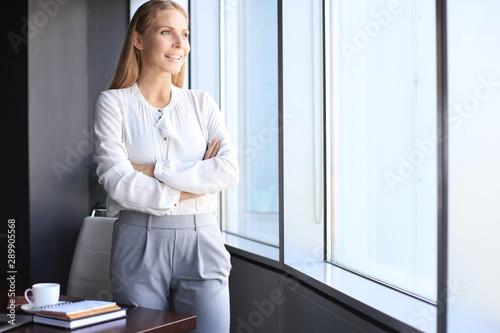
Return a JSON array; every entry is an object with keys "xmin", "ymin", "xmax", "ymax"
[{"xmin": 118, "ymin": 211, "xmax": 217, "ymax": 231}]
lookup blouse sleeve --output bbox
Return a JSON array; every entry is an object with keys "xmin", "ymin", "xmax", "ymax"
[
  {"xmin": 153, "ymin": 92, "xmax": 239, "ymax": 194},
  {"xmin": 93, "ymin": 91, "xmax": 181, "ymax": 215}
]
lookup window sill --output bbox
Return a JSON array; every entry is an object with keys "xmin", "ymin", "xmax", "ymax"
[
  {"xmin": 286, "ymin": 261, "xmax": 437, "ymax": 333},
  {"xmin": 221, "ymin": 231, "xmax": 280, "ymax": 267},
  {"xmin": 223, "ymin": 232, "xmax": 437, "ymax": 333}
]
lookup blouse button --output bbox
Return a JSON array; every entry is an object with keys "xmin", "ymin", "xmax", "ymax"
[
  {"xmin": 158, "ymin": 109, "xmax": 162, "ymax": 112},
  {"xmin": 164, "ymin": 137, "xmax": 167, "ymax": 141}
]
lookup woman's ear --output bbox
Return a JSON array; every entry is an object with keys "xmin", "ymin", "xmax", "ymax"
[{"xmin": 133, "ymin": 31, "xmax": 144, "ymax": 50}]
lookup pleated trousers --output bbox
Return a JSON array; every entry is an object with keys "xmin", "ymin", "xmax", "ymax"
[{"xmin": 110, "ymin": 210, "xmax": 231, "ymax": 333}]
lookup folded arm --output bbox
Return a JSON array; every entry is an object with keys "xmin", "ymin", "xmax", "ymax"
[{"xmin": 132, "ymin": 139, "xmax": 222, "ymax": 199}]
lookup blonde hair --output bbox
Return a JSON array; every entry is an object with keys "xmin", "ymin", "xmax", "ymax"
[{"xmin": 109, "ymin": 0, "xmax": 188, "ymax": 89}]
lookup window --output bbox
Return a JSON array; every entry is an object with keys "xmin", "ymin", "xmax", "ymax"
[
  {"xmin": 327, "ymin": 0, "xmax": 438, "ymax": 301},
  {"xmin": 187, "ymin": 0, "xmax": 498, "ymax": 331},
  {"xmin": 221, "ymin": 0, "xmax": 280, "ymax": 247}
]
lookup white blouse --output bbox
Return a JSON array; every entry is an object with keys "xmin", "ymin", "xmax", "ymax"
[{"xmin": 93, "ymin": 82, "xmax": 239, "ymax": 217}]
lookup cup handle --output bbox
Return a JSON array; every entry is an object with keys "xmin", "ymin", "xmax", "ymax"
[{"xmin": 24, "ymin": 288, "xmax": 35, "ymax": 307}]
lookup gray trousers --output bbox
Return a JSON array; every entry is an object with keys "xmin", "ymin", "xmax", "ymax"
[{"xmin": 110, "ymin": 211, "xmax": 231, "ymax": 333}]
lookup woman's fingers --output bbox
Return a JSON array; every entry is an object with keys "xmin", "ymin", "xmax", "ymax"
[
  {"xmin": 211, "ymin": 140, "xmax": 221, "ymax": 157},
  {"xmin": 204, "ymin": 139, "xmax": 220, "ymax": 160}
]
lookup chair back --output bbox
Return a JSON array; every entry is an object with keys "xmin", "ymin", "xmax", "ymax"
[{"xmin": 66, "ymin": 216, "xmax": 117, "ymax": 300}]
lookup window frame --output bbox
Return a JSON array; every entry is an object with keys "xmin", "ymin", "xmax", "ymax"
[{"xmin": 208, "ymin": 0, "xmax": 448, "ymax": 331}]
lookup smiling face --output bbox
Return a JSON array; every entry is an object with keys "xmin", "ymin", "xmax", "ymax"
[{"xmin": 133, "ymin": 9, "xmax": 190, "ymax": 77}]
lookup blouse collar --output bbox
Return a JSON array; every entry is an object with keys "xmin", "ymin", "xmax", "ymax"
[{"xmin": 132, "ymin": 81, "xmax": 180, "ymax": 113}]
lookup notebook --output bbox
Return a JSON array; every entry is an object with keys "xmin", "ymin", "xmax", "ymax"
[
  {"xmin": 36, "ymin": 300, "xmax": 120, "ymax": 319},
  {"xmin": 33, "ymin": 308, "xmax": 127, "ymax": 329}
]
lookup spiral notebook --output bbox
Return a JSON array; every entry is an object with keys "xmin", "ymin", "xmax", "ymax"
[
  {"xmin": 34, "ymin": 309, "xmax": 127, "ymax": 329},
  {"xmin": 34, "ymin": 300, "xmax": 126, "ymax": 329},
  {"xmin": 36, "ymin": 300, "xmax": 120, "ymax": 319}
]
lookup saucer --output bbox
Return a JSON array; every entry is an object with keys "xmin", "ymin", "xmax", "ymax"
[{"xmin": 20, "ymin": 304, "xmax": 38, "ymax": 314}]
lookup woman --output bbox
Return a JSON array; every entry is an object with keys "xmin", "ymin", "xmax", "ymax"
[{"xmin": 93, "ymin": 1, "xmax": 239, "ymax": 332}]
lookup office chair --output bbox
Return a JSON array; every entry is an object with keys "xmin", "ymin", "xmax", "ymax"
[{"xmin": 66, "ymin": 216, "xmax": 117, "ymax": 301}]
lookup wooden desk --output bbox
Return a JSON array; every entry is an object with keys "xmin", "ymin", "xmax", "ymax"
[
  {"xmin": 5, "ymin": 307, "xmax": 196, "ymax": 333},
  {"xmin": 1, "ymin": 289, "xmax": 195, "ymax": 332}
]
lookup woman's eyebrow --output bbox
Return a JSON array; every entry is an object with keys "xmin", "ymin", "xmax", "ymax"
[{"xmin": 156, "ymin": 25, "xmax": 189, "ymax": 31}]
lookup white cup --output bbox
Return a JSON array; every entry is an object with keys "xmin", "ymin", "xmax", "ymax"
[{"xmin": 24, "ymin": 283, "xmax": 60, "ymax": 308}]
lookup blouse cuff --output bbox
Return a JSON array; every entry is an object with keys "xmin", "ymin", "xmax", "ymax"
[
  {"xmin": 155, "ymin": 161, "xmax": 181, "ymax": 209},
  {"xmin": 154, "ymin": 161, "xmax": 164, "ymax": 181}
]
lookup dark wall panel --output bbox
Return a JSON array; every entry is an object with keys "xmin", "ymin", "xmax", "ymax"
[
  {"xmin": 229, "ymin": 256, "xmax": 282, "ymax": 333},
  {"xmin": 283, "ymin": 281, "xmax": 389, "ymax": 333},
  {"xmin": 87, "ymin": 0, "xmax": 128, "ymax": 210},
  {"xmin": 228, "ymin": 254, "xmax": 402, "ymax": 333},
  {"xmin": 27, "ymin": 0, "xmax": 127, "ymax": 292}
]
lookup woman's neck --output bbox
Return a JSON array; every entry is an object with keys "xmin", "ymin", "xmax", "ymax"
[{"xmin": 136, "ymin": 71, "xmax": 172, "ymax": 108}]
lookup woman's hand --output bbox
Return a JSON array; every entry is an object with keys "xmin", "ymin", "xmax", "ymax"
[
  {"xmin": 132, "ymin": 163, "xmax": 155, "ymax": 177},
  {"xmin": 132, "ymin": 139, "xmax": 220, "ymax": 201},
  {"xmin": 204, "ymin": 139, "xmax": 221, "ymax": 160},
  {"xmin": 179, "ymin": 191, "xmax": 203, "ymax": 201}
]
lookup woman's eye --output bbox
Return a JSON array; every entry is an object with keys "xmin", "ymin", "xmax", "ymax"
[
  {"xmin": 182, "ymin": 33, "xmax": 189, "ymax": 38},
  {"xmin": 161, "ymin": 30, "xmax": 171, "ymax": 35}
]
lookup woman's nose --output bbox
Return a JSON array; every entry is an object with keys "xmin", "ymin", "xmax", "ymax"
[{"xmin": 172, "ymin": 35, "xmax": 182, "ymax": 48}]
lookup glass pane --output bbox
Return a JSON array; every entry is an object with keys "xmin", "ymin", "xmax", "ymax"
[
  {"xmin": 447, "ymin": 0, "xmax": 500, "ymax": 332},
  {"xmin": 330, "ymin": 0, "xmax": 437, "ymax": 301},
  {"xmin": 223, "ymin": 0, "xmax": 279, "ymax": 246}
]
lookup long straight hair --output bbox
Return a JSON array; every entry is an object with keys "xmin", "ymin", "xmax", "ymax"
[{"xmin": 109, "ymin": 0, "xmax": 188, "ymax": 89}]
